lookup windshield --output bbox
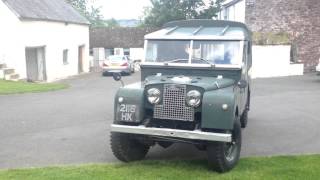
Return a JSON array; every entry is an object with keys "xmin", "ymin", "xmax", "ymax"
[
  {"xmin": 146, "ymin": 40, "xmax": 190, "ymax": 63},
  {"xmin": 145, "ymin": 40, "xmax": 243, "ymax": 65},
  {"xmin": 108, "ymin": 55, "xmax": 126, "ymax": 61}
]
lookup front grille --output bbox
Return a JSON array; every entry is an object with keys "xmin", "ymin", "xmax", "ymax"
[{"xmin": 154, "ymin": 84, "xmax": 194, "ymax": 121}]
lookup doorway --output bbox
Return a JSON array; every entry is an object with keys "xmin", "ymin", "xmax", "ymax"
[
  {"xmin": 25, "ymin": 47, "xmax": 47, "ymax": 82},
  {"xmin": 78, "ymin": 45, "xmax": 85, "ymax": 73}
]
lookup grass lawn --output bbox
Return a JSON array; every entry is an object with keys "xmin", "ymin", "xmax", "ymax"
[
  {"xmin": 0, "ymin": 80, "xmax": 68, "ymax": 95},
  {"xmin": 0, "ymin": 155, "xmax": 319, "ymax": 180}
]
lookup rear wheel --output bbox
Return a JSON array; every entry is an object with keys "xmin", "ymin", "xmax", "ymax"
[
  {"xmin": 207, "ymin": 118, "xmax": 242, "ymax": 173},
  {"xmin": 110, "ymin": 132, "xmax": 150, "ymax": 162}
]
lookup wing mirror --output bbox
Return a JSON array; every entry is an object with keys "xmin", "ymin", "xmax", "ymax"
[
  {"xmin": 238, "ymin": 80, "xmax": 248, "ymax": 89},
  {"xmin": 113, "ymin": 72, "xmax": 124, "ymax": 87}
]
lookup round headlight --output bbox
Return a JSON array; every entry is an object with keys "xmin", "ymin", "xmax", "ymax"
[
  {"xmin": 186, "ymin": 90, "xmax": 201, "ymax": 107},
  {"xmin": 147, "ymin": 88, "xmax": 161, "ymax": 104}
]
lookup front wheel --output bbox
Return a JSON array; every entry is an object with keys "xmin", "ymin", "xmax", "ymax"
[
  {"xmin": 207, "ymin": 118, "xmax": 242, "ymax": 173},
  {"xmin": 240, "ymin": 110, "xmax": 248, "ymax": 128},
  {"xmin": 110, "ymin": 132, "xmax": 150, "ymax": 162}
]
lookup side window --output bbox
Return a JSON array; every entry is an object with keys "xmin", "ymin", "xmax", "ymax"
[
  {"xmin": 63, "ymin": 49, "xmax": 68, "ymax": 65},
  {"xmin": 243, "ymin": 43, "xmax": 247, "ymax": 63},
  {"xmin": 247, "ymin": 41, "xmax": 252, "ymax": 67}
]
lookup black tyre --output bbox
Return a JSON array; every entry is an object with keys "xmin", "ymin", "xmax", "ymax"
[
  {"xmin": 102, "ymin": 71, "xmax": 108, "ymax": 76},
  {"xmin": 110, "ymin": 132, "xmax": 149, "ymax": 162},
  {"xmin": 240, "ymin": 110, "xmax": 248, "ymax": 128},
  {"xmin": 207, "ymin": 118, "xmax": 242, "ymax": 173}
]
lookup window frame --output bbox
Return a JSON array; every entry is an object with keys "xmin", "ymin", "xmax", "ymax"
[{"xmin": 63, "ymin": 49, "xmax": 69, "ymax": 65}]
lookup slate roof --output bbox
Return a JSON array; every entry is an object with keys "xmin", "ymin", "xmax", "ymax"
[
  {"xmin": 90, "ymin": 27, "xmax": 159, "ymax": 48},
  {"xmin": 2, "ymin": 0, "xmax": 90, "ymax": 25}
]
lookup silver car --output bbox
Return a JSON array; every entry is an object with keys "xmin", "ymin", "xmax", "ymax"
[{"xmin": 102, "ymin": 55, "xmax": 135, "ymax": 75}]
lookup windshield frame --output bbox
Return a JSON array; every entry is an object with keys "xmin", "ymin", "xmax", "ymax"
[{"xmin": 143, "ymin": 39, "xmax": 244, "ymax": 68}]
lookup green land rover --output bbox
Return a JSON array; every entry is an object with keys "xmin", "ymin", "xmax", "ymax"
[{"xmin": 110, "ymin": 20, "xmax": 252, "ymax": 172}]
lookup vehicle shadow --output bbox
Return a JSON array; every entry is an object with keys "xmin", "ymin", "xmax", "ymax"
[
  {"xmin": 146, "ymin": 143, "xmax": 207, "ymax": 161},
  {"xmin": 102, "ymin": 72, "xmax": 131, "ymax": 77}
]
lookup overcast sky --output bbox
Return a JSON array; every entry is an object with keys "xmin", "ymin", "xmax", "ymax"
[{"xmin": 89, "ymin": 0, "xmax": 152, "ymax": 20}]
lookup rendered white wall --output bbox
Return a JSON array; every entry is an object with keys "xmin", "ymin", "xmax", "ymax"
[
  {"xmin": 251, "ymin": 46, "xmax": 304, "ymax": 78},
  {"xmin": 92, "ymin": 48, "xmax": 105, "ymax": 67},
  {"xmin": 234, "ymin": 0, "xmax": 245, "ymax": 23},
  {"xmin": 129, "ymin": 48, "xmax": 144, "ymax": 61},
  {"xmin": 0, "ymin": 1, "xmax": 90, "ymax": 82},
  {"xmin": 217, "ymin": 0, "xmax": 246, "ymax": 23},
  {"xmin": 21, "ymin": 21, "xmax": 90, "ymax": 82},
  {"xmin": 0, "ymin": 1, "xmax": 24, "ymax": 75}
]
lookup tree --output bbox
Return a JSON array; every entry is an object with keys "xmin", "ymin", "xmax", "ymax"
[
  {"xmin": 66, "ymin": 0, "xmax": 104, "ymax": 27},
  {"xmin": 198, "ymin": 0, "xmax": 223, "ymax": 19},
  {"xmin": 104, "ymin": 18, "xmax": 120, "ymax": 27},
  {"xmin": 143, "ymin": 0, "xmax": 221, "ymax": 27},
  {"xmin": 66, "ymin": 0, "xmax": 87, "ymax": 13}
]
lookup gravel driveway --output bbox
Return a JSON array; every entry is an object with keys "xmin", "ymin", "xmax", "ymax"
[{"xmin": 0, "ymin": 73, "xmax": 319, "ymax": 169}]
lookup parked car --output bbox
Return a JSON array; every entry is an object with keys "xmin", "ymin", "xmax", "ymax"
[
  {"xmin": 110, "ymin": 20, "xmax": 252, "ymax": 173},
  {"xmin": 316, "ymin": 59, "xmax": 320, "ymax": 75},
  {"xmin": 102, "ymin": 55, "xmax": 135, "ymax": 75}
]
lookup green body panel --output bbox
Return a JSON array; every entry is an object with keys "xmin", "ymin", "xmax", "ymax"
[
  {"xmin": 201, "ymin": 86, "xmax": 237, "ymax": 130},
  {"xmin": 114, "ymin": 74, "xmax": 243, "ymax": 130},
  {"xmin": 141, "ymin": 65, "xmax": 242, "ymax": 82},
  {"xmin": 145, "ymin": 75, "xmax": 235, "ymax": 91},
  {"xmin": 114, "ymin": 82, "xmax": 145, "ymax": 123}
]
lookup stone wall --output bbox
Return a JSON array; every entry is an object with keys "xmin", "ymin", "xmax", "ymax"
[{"xmin": 245, "ymin": 0, "xmax": 320, "ymax": 71}]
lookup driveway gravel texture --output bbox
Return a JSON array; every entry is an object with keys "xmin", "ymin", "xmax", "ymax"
[{"xmin": 0, "ymin": 72, "xmax": 319, "ymax": 169}]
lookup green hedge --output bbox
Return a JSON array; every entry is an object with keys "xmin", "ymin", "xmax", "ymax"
[{"xmin": 253, "ymin": 32, "xmax": 292, "ymax": 45}]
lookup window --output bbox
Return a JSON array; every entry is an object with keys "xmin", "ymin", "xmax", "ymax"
[
  {"xmin": 192, "ymin": 41, "xmax": 242, "ymax": 65},
  {"xmin": 124, "ymin": 48, "xmax": 130, "ymax": 56},
  {"xmin": 108, "ymin": 55, "xmax": 126, "ymax": 61},
  {"xmin": 145, "ymin": 40, "xmax": 190, "ymax": 63},
  {"xmin": 105, "ymin": 49, "xmax": 112, "ymax": 59},
  {"xmin": 63, "ymin": 49, "xmax": 69, "ymax": 65},
  {"xmin": 145, "ymin": 40, "xmax": 243, "ymax": 65},
  {"xmin": 223, "ymin": 8, "xmax": 229, "ymax": 20}
]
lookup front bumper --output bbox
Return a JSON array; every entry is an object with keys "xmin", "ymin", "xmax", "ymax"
[{"xmin": 111, "ymin": 124, "xmax": 232, "ymax": 142}]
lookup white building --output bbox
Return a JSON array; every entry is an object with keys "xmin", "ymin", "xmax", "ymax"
[
  {"xmin": 217, "ymin": 0, "xmax": 247, "ymax": 23},
  {"xmin": 0, "ymin": 0, "xmax": 90, "ymax": 82}
]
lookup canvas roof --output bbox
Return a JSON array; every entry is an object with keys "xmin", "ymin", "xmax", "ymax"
[{"xmin": 145, "ymin": 20, "xmax": 251, "ymax": 41}]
